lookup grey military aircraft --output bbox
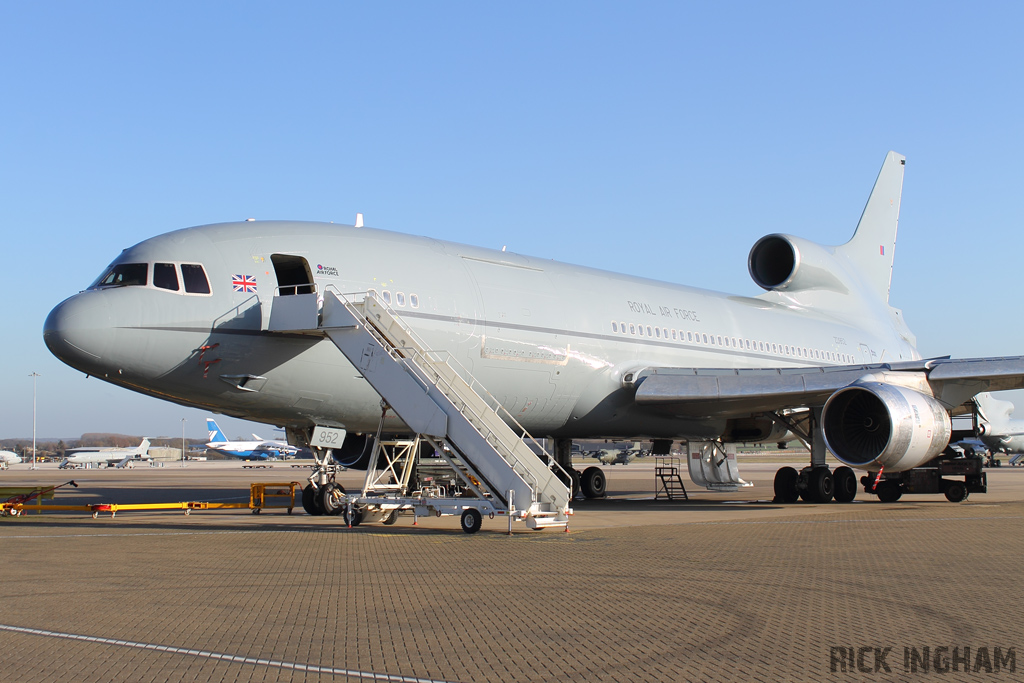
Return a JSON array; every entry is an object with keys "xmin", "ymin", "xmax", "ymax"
[
  {"xmin": 43, "ymin": 151, "xmax": 1024, "ymax": 506},
  {"xmin": 593, "ymin": 442, "xmax": 647, "ymax": 465},
  {"xmin": 59, "ymin": 439, "xmax": 152, "ymax": 469},
  {"xmin": 972, "ymin": 392, "xmax": 1024, "ymax": 465}
]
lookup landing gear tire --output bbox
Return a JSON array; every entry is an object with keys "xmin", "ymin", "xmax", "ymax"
[
  {"xmin": 580, "ymin": 466, "xmax": 607, "ymax": 499},
  {"xmin": 807, "ymin": 468, "xmax": 834, "ymax": 503},
  {"xmin": 876, "ymin": 481, "xmax": 902, "ymax": 503},
  {"xmin": 342, "ymin": 506, "xmax": 364, "ymax": 526},
  {"xmin": 461, "ymin": 508, "xmax": 482, "ymax": 534},
  {"xmin": 833, "ymin": 466, "xmax": 857, "ymax": 503},
  {"xmin": 382, "ymin": 510, "xmax": 398, "ymax": 525},
  {"xmin": 773, "ymin": 467, "xmax": 799, "ymax": 504},
  {"xmin": 319, "ymin": 482, "xmax": 347, "ymax": 516},
  {"xmin": 557, "ymin": 468, "xmax": 581, "ymax": 499},
  {"xmin": 944, "ymin": 481, "xmax": 969, "ymax": 503},
  {"xmin": 302, "ymin": 484, "xmax": 323, "ymax": 516}
]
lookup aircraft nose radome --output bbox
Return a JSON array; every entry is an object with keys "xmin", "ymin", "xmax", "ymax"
[{"xmin": 43, "ymin": 293, "xmax": 114, "ymax": 372}]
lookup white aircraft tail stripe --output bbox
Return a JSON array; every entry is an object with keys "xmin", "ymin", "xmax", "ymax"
[{"xmin": 836, "ymin": 150, "xmax": 906, "ymax": 302}]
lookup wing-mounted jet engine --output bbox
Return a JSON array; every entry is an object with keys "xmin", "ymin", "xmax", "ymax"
[{"xmin": 821, "ymin": 381, "xmax": 951, "ymax": 472}]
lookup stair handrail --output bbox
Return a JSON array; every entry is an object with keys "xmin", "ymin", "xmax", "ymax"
[
  {"xmin": 323, "ymin": 288, "xmax": 546, "ymax": 497},
  {"xmin": 391, "ymin": 346, "xmax": 548, "ymax": 505},
  {"xmin": 323, "ymin": 287, "xmax": 572, "ymax": 510}
]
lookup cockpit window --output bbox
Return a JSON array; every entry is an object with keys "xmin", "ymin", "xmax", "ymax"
[
  {"xmin": 153, "ymin": 263, "xmax": 179, "ymax": 291},
  {"xmin": 95, "ymin": 263, "xmax": 148, "ymax": 287},
  {"xmin": 181, "ymin": 264, "xmax": 211, "ymax": 294}
]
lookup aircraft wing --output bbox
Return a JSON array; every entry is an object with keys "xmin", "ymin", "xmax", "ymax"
[{"xmin": 632, "ymin": 356, "xmax": 1024, "ymax": 418}]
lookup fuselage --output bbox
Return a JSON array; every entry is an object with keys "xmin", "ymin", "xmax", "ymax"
[
  {"xmin": 975, "ymin": 393, "xmax": 1024, "ymax": 455},
  {"xmin": 0, "ymin": 451, "xmax": 22, "ymax": 465},
  {"xmin": 204, "ymin": 440, "xmax": 293, "ymax": 460},
  {"xmin": 64, "ymin": 450, "xmax": 145, "ymax": 464},
  {"xmin": 44, "ymin": 220, "xmax": 919, "ymax": 441},
  {"xmin": 981, "ymin": 435, "xmax": 1024, "ymax": 454}
]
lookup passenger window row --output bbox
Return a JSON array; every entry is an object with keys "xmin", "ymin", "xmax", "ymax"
[
  {"xmin": 609, "ymin": 321, "xmax": 855, "ymax": 364},
  {"xmin": 373, "ymin": 289, "xmax": 420, "ymax": 309}
]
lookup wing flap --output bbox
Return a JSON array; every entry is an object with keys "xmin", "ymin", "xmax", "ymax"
[
  {"xmin": 632, "ymin": 356, "xmax": 1024, "ymax": 418},
  {"xmin": 925, "ymin": 356, "xmax": 1024, "ymax": 387},
  {"xmin": 634, "ymin": 365, "xmax": 880, "ymax": 417},
  {"xmin": 925, "ymin": 356, "xmax": 1024, "ymax": 407}
]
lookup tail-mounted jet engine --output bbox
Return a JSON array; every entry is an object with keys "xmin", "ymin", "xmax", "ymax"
[
  {"xmin": 821, "ymin": 382, "xmax": 951, "ymax": 472},
  {"xmin": 748, "ymin": 234, "xmax": 850, "ymax": 294}
]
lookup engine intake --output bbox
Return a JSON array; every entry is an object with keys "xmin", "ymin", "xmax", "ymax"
[
  {"xmin": 748, "ymin": 235, "xmax": 796, "ymax": 289},
  {"xmin": 821, "ymin": 382, "xmax": 951, "ymax": 472}
]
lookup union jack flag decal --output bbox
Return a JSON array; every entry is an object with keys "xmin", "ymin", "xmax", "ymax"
[{"xmin": 232, "ymin": 274, "xmax": 257, "ymax": 293}]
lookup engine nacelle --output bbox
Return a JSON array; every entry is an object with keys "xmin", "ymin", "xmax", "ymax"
[
  {"xmin": 821, "ymin": 382, "xmax": 951, "ymax": 472},
  {"xmin": 748, "ymin": 234, "xmax": 850, "ymax": 294}
]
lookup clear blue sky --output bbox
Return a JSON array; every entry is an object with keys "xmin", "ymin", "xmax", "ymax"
[{"xmin": 2, "ymin": 2, "xmax": 1022, "ymax": 440}]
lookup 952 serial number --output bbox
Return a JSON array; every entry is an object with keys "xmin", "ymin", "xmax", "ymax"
[{"xmin": 311, "ymin": 426, "xmax": 346, "ymax": 447}]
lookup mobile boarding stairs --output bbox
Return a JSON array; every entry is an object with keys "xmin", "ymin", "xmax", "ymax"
[{"xmin": 268, "ymin": 287, "xmax": 573, "ymax": 533}]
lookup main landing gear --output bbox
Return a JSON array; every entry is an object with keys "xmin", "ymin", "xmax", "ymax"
[
  {"xmin": 552, "ymin": 440, "xmax": 608, "ymax": 500},
  {"xmin": 579, "ymin": 466, "xmax": 607, "ymax": 499},
  {"xmin": 770, "ymin": 409, "xmax": 851, "ymax": 505},
  {"xmin": 773, "ymin": 465, "xmax": 858, "ymax": 504},
  {"xmin": 770, "ymin": 408, "xmax": 858, "ymax": 504}
]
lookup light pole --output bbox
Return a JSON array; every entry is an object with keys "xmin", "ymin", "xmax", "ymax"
[
  {"xmin": 181, "ymin": 418, "xmax": 186, "ymax": 467},
  {"xmin": 29, "ymin": 372, "xmax": 40, "ymax": 470}
]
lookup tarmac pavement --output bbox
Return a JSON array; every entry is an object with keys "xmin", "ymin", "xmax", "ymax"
[{"xmin": 1, "ymin": 459, "xmax": 1022, "ymax": 682}]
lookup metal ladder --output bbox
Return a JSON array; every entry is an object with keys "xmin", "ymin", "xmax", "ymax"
[
  {"xmin": 272, "ymin": 288, "xmax": 572, "ymax": 529},
  {"xmin": 654, "ymin": 457, "xmax": 689, "ymax": 500}
]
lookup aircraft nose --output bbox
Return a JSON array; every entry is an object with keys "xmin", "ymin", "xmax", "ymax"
[{"xmin": 43, "ymin": 292, "xmax": 114, "ymax": 373}]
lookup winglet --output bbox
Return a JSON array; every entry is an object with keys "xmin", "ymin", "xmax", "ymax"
[{"xmin": 836, "ymin": 151, "xmax": 906, "ymax": 302}]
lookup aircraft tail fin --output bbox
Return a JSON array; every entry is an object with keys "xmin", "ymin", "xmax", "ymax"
[
  {"xmin": 975, "ymin": 392, "xmax": 1015, "ymax": 426},
  {"xmin": 207, "ymin": 418, "xmax": 226, "ymax": 443},
  {"xmin": 138, "ymin": 438, "xmax": 150, "ymax": 453},
  {"xmin": 835, "ymin": 151, "xmax": 906, "ymax": 302}
]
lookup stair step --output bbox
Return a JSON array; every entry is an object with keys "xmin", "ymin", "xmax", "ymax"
[
  {"xmin": 526, "ymin": 516, "xmax": 570, "ymax": 529},
  {"xmin": 315, "ymin": 290, "xmax": 572, "ymax": 517}
]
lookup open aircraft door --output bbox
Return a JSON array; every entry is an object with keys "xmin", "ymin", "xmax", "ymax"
[{"xmin": 267, "ymin": 254, "xmax": 318, "ymax": 331}]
